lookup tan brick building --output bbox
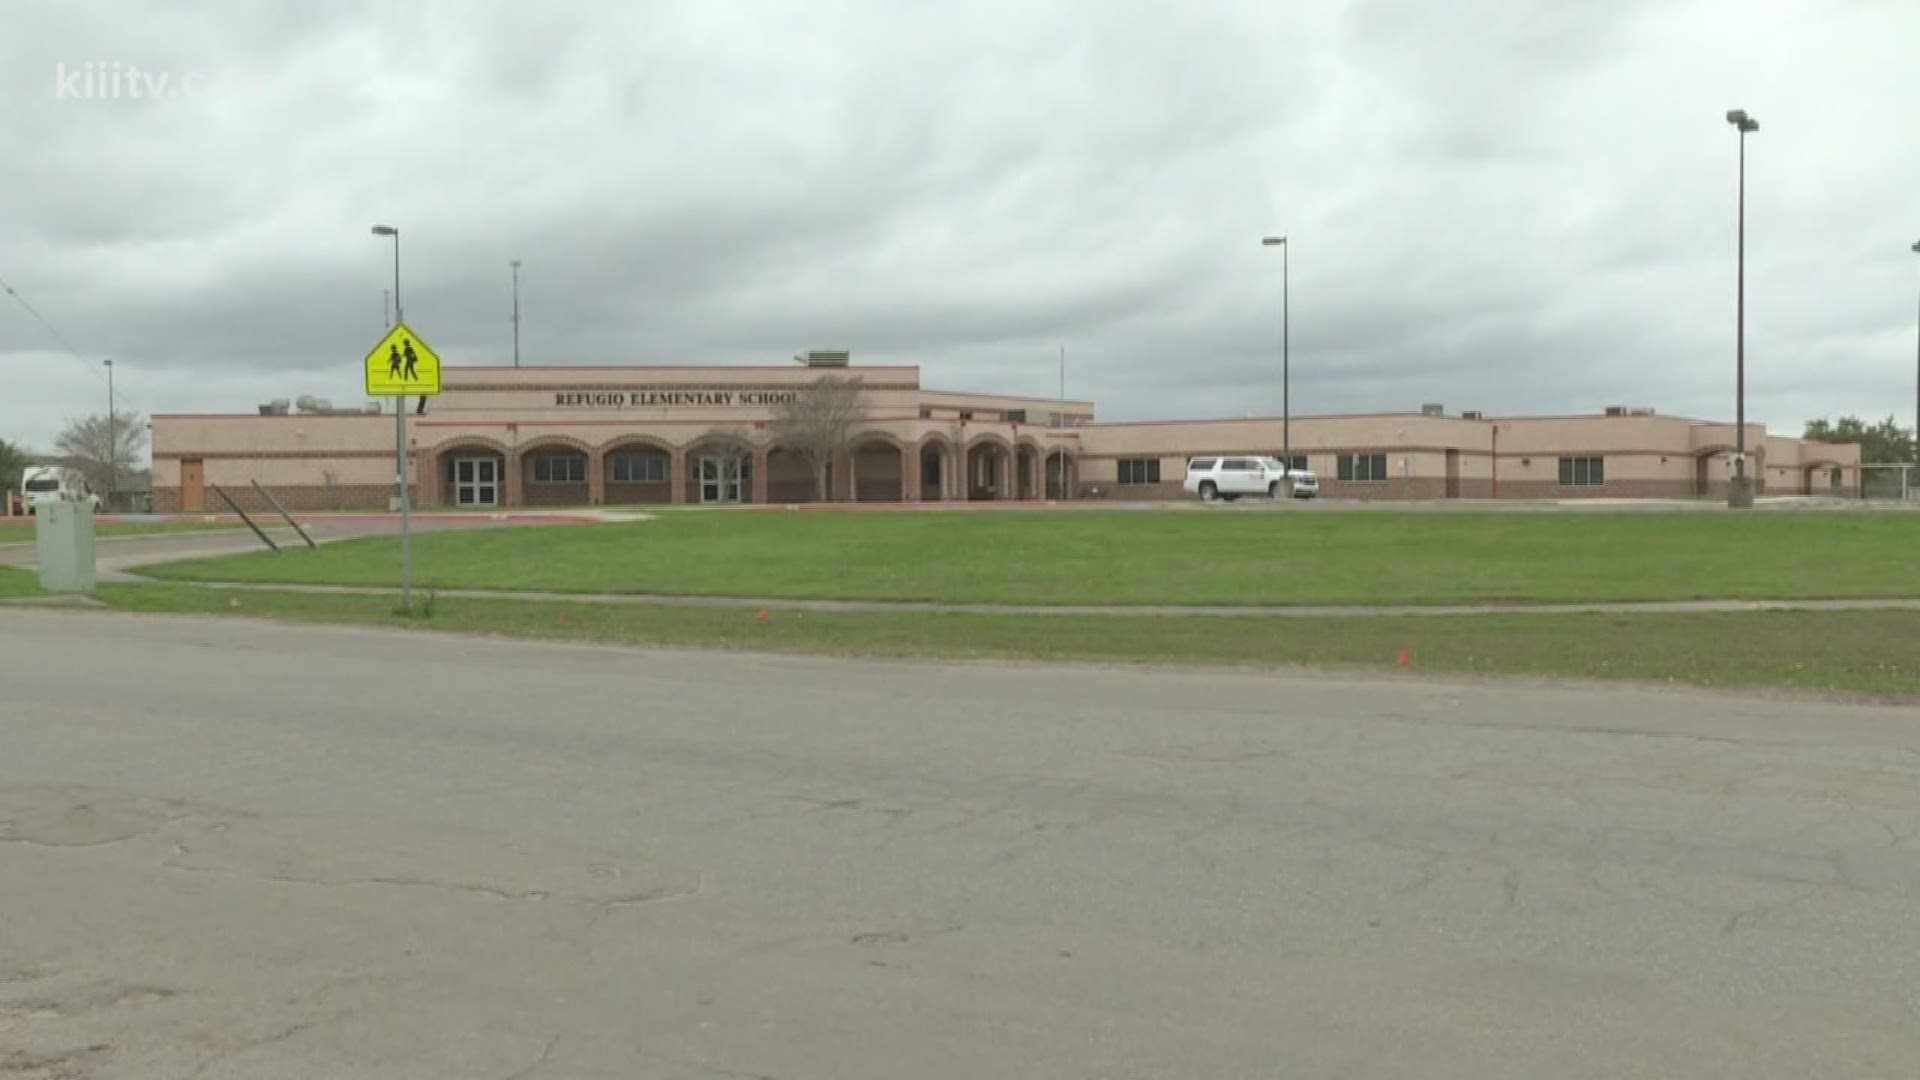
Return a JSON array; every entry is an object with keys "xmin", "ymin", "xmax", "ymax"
[{"xmin": 150, "ymin": 359, "xmax": 1859, "ymax": 511}]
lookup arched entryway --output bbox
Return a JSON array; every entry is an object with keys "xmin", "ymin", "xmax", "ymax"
[
  {"xmin": 1043, "ymin": 449, "xmax": 1077, "ymax": 500},
  {"xmin": 1694, "ymin": 448, "xmax": 1733, "ymax": 499},
  {"xmin": 1014, "ymin": 442, "xmax": 1042, "ymax": 501},
  {"xmin": 964, "ymin": 437, "xmax": 1014, "ymax": 501},
  {"xmin": 434, "ymin": 439, "xmax": 509, "ymax": 508},
  {"xmin": 514, "ymin": 438, "xmax": 594, "ymax": 507},
  {"xmin": 917, "ymin": 436, "xmax": 956, "ymax": 501},
  {"xmin": 684, "ymin": 436, "xmax": 758, "ymax": 504},
  {"xmin": 1803, "ymin": 461, "xmax": 1845, "ymax": 496},
  {"xmin": 849, "ymin": 434, "xmax": 906, "ymax": 502},
  {"xmin": 765, "ymin": 447, "xmax": 817, "ymax": 502},
  {"xmin": 600, "ymin": 437, "xmax": 675, "ymax": 505}
]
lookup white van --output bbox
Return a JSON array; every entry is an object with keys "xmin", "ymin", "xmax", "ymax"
[{"xmin": 19, "ymin": 467, "xmax": 101, "ymax": 514}]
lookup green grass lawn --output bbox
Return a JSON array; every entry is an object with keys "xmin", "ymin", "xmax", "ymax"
[
  {"xmin": 0, "ymin": 566, "xmax": 41, "ymax": 597},
  {"xmin": 96, "ymin": 582, "xmax": 1920, "ymax": 700},
  {"xmin": 0, "ymin": 520, "xmax": 240, "ymax": 543},
  {"xmin": 143, "ymin": 511, "xmax": 1920, "ymax": 606}
]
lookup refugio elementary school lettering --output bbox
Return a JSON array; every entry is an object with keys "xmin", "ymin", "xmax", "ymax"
[{"xmin": 553, "ymin": 390, "xmax": 800, "ymax": 407}]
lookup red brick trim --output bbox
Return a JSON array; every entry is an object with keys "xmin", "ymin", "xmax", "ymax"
[
  {"xmin": 153, "ymin": 449, "xmax": 400, "ymax": 461},
  {"xmin": 443, "ymin": 381, "xmax": 920, "ymax": 393}
]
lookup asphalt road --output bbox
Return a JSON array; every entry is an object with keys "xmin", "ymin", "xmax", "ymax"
[{"xmin": 3, "ymin": 610, "xmax": 1917, "ymax": 1079}]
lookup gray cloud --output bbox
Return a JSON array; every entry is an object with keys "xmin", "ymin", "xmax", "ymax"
[{"xmin": 3, "ymin": 0, "xmax": 1917, "ymax": 452}]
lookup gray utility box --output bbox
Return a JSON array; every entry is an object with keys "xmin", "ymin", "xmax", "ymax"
[{"xmin": 35, "ymin": 501, "xmax": 96, "ymax": 593}]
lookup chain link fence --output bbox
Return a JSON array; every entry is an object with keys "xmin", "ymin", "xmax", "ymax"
[{"xmin": 1861, "ymin": 463, "xmax": 1918, "ymax": 501}]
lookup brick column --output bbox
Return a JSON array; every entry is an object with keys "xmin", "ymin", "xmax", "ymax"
[
  {"xmin": 997, "ymin": 448, "xmax": 1014, "ymax": 501},
  {"xmin": 751, "ymin": 447, "xmax": 769, "ymax": 503},
  {"xmin": 832, "ymin": 452, "xmax": 854, "ymax": 501},
  {"xmin": 505, "ymin": 452, "xmax": 525, "ymax": 507},
  {"xmin": 669, "ymin": 449, "xmax": 687, "ymax": 504},
  {"xmin": 953, "ymin": 446, "xmax": 966, "ymax": 500},
  {"xmin": 901, "ymin": 445, "xmax": 918, "ymax": 502},
  {"xmin": 587, "ymin": 448, "xmax": 606, "ymax": 506}
]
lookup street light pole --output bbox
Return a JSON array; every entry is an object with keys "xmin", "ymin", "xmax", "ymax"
[
  {"xmin": 104, "ymin": 358, "xmax": 115, "ymax": 511},
  {"xmin": 371, "ymin": 224, "xmax": 411, "ymax": 613},
  {"xmin": 1911, "ymin": 240, "xmax": 1919, "ymax": 486},
  {"xmin": 1725, "ymin": 110, "xmax": 1758, "ymax": 509},
  {"xmin": 383, "ymin": 288, "xmax": 391, "ymax": 328},
  {"xmin": 1262, "ymin": 236, "xmax": 1290, "ymax": 470},
  {"xmin": 511, "ymin": 259, "xmax": 523, "ymax": 368}
]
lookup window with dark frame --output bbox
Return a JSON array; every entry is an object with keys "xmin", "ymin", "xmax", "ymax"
[
  {"xmin": 1279, "ymin": 454, "xmax": 1307, "ymax": 473},
  {"xmin": 1557, "ymin": 456, "xmax": 1605, "ymax": 486},
  {"xmin": 1117, "ymin": 458, "xmax": 1161, "ymax": 485},
  {"xmin": 533, "ymin": 453, "xmax": 587, "ymax": 484},
  {"xmin": 1337, "ymin": 453, "xmax": 1387, "ymax": 481},
  {"xmin": 609, "ymin": 452, "xmax": 667, "ymax": 484}
]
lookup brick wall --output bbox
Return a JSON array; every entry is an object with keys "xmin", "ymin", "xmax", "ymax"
[
  {"xmin": 1489, "ymin": 479, "xmax": 1710, "ymax": 499},
  {"xmin": 768, "ymin": 479, "xmax": 818, "ymax": 503},
  {"xmin": 854, "ymin": 478, "xmax": 903, "ymax": 501},
  {"xmin": 1083, "ymin": 481, "xmax": 1182, "ymax": 500},
  {"xmin": 522, "ymin": 482, "xmax": 588, "ymax": 507},
  {"xmin": 603, "ymin": 481, "xmax": 671, "ymax": 504},
  {"xmin": 152, "ymin": 483, "xmax": 397, "ymax": 513}
]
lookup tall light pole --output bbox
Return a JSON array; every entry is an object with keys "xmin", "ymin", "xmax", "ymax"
[
  {"xmin": 511, "ymin": 259, "xmax": 523, "ymax": 368},
  {"xmin": 382, "ymin": 288, "xmax": 391, "ymax": 328},
  {"xmin": 1262, "ymin": 236, "xmax": 1290, "ymax": 470},
  {"xmin": 1911, "ymin": 240, "xmax": 1919, "ymax": 481},
  {"xmin": 1725, "ymin": 110, "xmax": 1758, "ymax": 509},
  {"xmin": 370, "ymin": 223, "xmax": 411, "ymax": 612},
  {"xmin": 103, "ymin": 358, "xmax": 115, "ymax": 511}
]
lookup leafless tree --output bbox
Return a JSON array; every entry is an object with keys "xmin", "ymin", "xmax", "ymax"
[
  {"xmin": 53, "ymin": 411, "xmax": 146, "ymax": 494},
  {"xmin": 771, "ymin": 376, "xmax": 866, "ymax": 501},
  {"xmin": 690, "ymin": 427, "xmax": 757, "ymax": 490}
]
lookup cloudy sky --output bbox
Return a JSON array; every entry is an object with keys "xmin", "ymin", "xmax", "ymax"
[{"xmin": 4, "ymin": 0, "xmax": 1917, "ymax": 452}]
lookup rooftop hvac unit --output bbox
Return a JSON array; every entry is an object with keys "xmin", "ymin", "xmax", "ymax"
[
  {"xmin": 1461, "ymin": 410, "xmax": 1484, "ymax": 420},
  {"xmin": 295, "ymin": 394, "xmax": 334, "ymax": 414},
  {"xmin": 795, "ymin": 349, "xmax": 850, "ymax": 367},
  {"xmin": 1421, "ymin": 403, "xmax": 1445, "ymax": 416},
  {"xmin": 1628, "ymin": 407, "xmax": 1656, "ymax": 416},
  {"xmin": 1604, "ymin": 406, "xmax": 1628, "ymax": 416},
  {"xmin": 364, "ymin": 401, "xmax": 383, "ymax": 414}
]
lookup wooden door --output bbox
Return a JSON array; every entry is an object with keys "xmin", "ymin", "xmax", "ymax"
[{"xmin": 180, "ymin": 459, "xmax": 205, "ymax": 511}]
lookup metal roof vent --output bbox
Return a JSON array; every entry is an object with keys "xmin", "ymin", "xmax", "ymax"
[{"xmin": 795, "ymin": 349, "xmax": 850, "ymax": 367}]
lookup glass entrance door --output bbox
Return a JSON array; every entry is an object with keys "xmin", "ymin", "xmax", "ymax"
[
  {"xmin": 695, "ymin": 454, "xmax": 747, "ymax": 503},
  {"xmin": 453, "ymin": 457, "xmax": 500, "ymax": 507}
]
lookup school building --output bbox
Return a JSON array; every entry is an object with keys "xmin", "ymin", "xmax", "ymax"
[{"xmin": 148, "ymin": 354, "xmax": 1861, "ymax": 511}]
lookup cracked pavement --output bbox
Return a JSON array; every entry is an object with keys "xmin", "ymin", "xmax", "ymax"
[{"xmin": 2, "ymin": 609, "xmax": 1918, "ymax": 1078}]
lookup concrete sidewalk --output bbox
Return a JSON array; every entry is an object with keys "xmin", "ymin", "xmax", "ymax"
[{"xmin": 118, "ymin": 578, "xmax": 1920, "ymax": 618}]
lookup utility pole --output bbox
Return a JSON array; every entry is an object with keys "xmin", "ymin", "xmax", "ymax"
[
  {"xmin": 511, "ymin": 259, "xmax": 523, "ymax": 367},
  {"xmin": 1725, "ymin": 109, "xmax": 1759, "ymax": 509},
  {"xmin": 104, "ymin": 358, "xmax": 115, "ymax": 511},
  {"xmin": 1262, "ymin": 236, "xmax": 1291, "ymax": 470}
]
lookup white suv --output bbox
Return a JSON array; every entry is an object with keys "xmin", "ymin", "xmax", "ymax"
[{"xmin": 1183, "ymin": 456, "xmax": 1316, "ymax": 501}]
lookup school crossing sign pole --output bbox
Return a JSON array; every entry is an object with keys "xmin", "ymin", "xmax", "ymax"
[{"xmin": 363, "ymin": 322, "xmax": 442, "ymax": 613}]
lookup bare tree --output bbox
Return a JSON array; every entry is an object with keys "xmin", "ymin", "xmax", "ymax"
[
  {"xmin": 687, "ymin": 428, "xmax": 758, "ymax": 500},
  {"xmin": 771, "ymin": 376, "xmax": 866, "ymax": 501},
  {"xmin": 53, "ymin": 411, "xmax": 146, "ymax": 494},
  {"xmin": 696, "ymin": 428, "xmax": 756, "ymax": 473}
]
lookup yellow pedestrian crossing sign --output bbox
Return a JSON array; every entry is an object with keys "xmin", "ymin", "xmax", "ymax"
[{"xmin": 364, "ymin": 322, "xmax": 442, "ymax": 396}]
